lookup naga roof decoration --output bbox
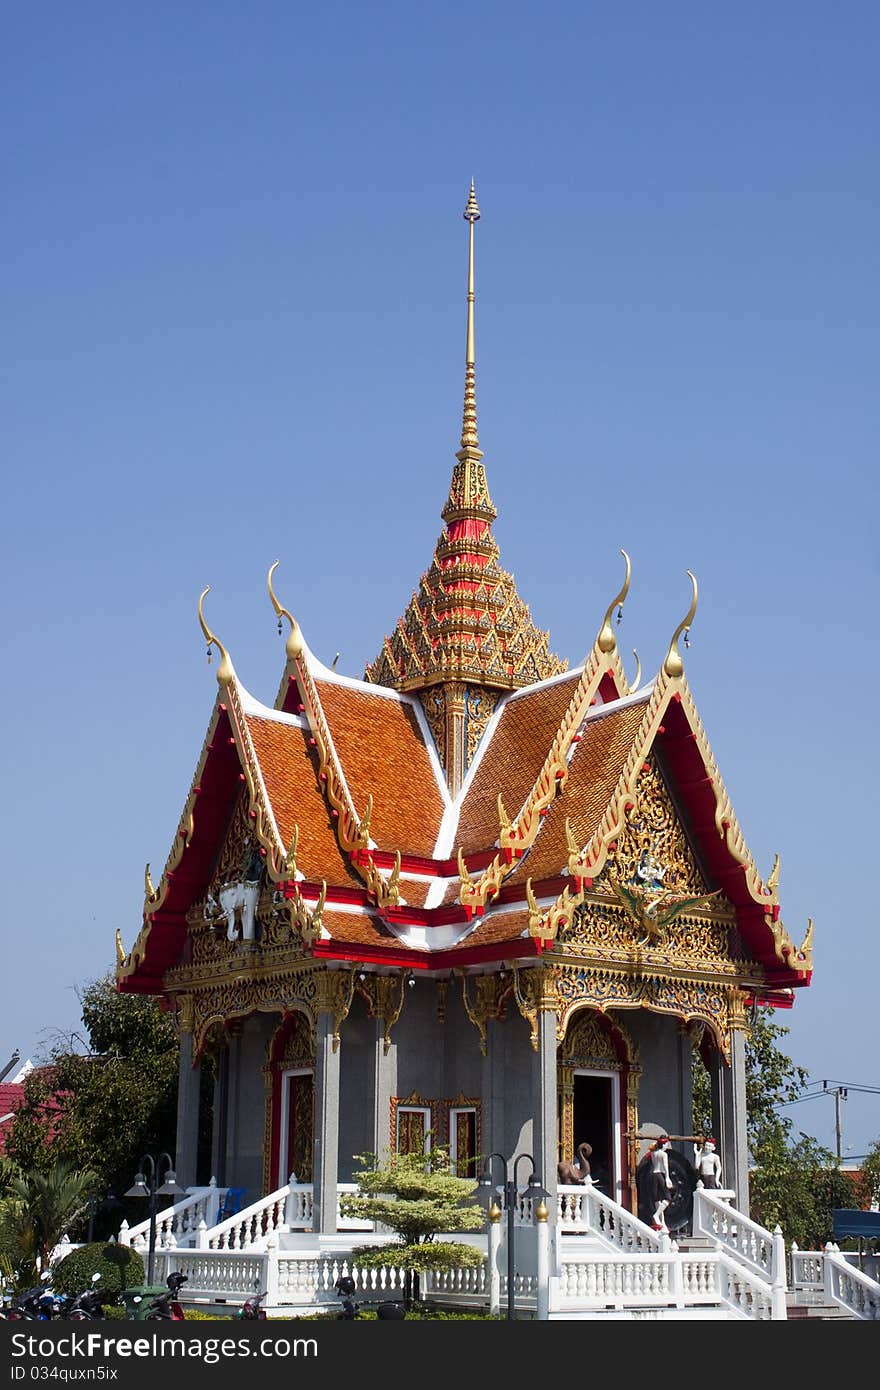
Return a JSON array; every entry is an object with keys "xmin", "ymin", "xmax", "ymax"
[
  {"xmin": 365, "ymin": 183, "xmax": 565, "ymax": 696},
  {"xmin": 118, "ymin": 190, "xmax": 812, "ymax": 1039}
]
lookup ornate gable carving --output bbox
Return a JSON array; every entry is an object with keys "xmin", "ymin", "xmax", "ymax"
[
  {"xmin": 559, "ymin": 758, "xmax": 752, "ymax": 971},
  {"xmin": 604, "ymin": 758, "xmax": 708, "ymax": 896}
]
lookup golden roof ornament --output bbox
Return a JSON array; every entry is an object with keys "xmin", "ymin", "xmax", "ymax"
[
  {"xmin": 267, "ymin": 561, "xmax": 304, "ymax": 662},
  {"xmin": 197, "ymin": 587, "xmax": 234, "ymax": 685},
  {"xmin": 597, "ymin": 549, "xmax": 632, "ymax": 654},
  {"xmin": 663, "ymin": 571, "xmax": 698, "ymax": 678},
  {"xmin": 366, "ymin": 186, "xmax": 565, "ymax": 697}
]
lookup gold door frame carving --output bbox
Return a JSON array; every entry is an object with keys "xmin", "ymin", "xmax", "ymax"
[{"xmin": 557, "ymin": 1006, "xmax": 641, "ymax": 1211}]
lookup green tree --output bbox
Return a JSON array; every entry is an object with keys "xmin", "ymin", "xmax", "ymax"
[
  {"xmin": 5, "ymin": 973, "xmax": 212, "ymax": 1237},
  {"xmin": 8, "ymin": 1162, "xmax": 98, "ymax": 1268},
  {"xmin": 692, "ymin": 1008, "xmax": 808, "ymax": 1150},
  {"xmin": 339, "ymin": 1147, "xmax": 486, "ymax": 1303},
  {"xmin": 692, "ymin": 1010, "xmax": 860, "ymax": 1247},
  {"xmin": 858, "ymin": 1139, "xmax": 880, "ymax": 1209}
]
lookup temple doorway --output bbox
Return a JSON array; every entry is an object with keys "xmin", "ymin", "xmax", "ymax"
[
  {"xmin": 571, "ymin": 1070, "xmax": 620, "ymax": 1200},
  {"xmin": 278, "ymin": 1069, "xmax": 314, "ymax": 1183}
]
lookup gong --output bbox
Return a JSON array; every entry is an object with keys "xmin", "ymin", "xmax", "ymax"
[{"xmin": 636, "ymin": 1148, "xmax": 697, "ymax": 1233}]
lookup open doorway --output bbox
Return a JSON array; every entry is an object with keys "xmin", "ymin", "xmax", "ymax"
[{"xmin": 572, "ymin": 1071, "xmax": 620, "ymax": 1200}]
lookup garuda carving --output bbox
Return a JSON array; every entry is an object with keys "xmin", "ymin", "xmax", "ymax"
[{"xmin": 609, "ymin": 850, "xmax": 721, "ymax": 946}]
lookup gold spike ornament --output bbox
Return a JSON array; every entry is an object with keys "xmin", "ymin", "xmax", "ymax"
[{"xmin": 663, "ymin": 571, "xmax": 698, "ymax": 678}]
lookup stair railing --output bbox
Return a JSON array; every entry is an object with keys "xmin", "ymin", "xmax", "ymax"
[{"xmin": 558, "ymin": 1178, "xmax": 663, "ymax": 1253}]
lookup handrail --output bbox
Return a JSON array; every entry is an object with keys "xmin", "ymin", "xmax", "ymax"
[
  {"xmin": 120, "ymin": 1180, "xmax": 227, "ymax": 1248},
  {"xmin": 207, "ymin": 1184, "xmax": 291, "ymax": 1250},
  {"xmin": 716, "ymin": 1250, "xmax": 776, "ymax": 1320},
  {"xmin": 824, "ymin": 1243, "xmax": 880, "ymax": 1320},
  {"xmin": 558, "ymin": 1179, "xmax": 663, "ymax": 1252},
  {"xmin": 692, "ymin": 1185, "xmax": 782, "ymax": 1283}
]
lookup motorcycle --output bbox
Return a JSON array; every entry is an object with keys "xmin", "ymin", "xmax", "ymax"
[
  {"xmin": 141, "ymin": 1272, "xmax": 188, "ymax": 1320},
  {"xmin": 6, "ymin": 1272, "xmax": 58, "ymax": 1320},
  {"xmin": 67, "ymin": 1273, "xmax": 116, "ymax": 1320},
  {"xmin": 237, "ymin": 1290, "xmax": 268, "ymax": 1320},
  {"xmin": 334, "ymin": 1275, "xmax": 405, "ymax": 1321}
]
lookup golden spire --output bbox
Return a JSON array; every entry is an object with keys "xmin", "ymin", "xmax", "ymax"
[
  {"xmin": 459, "ymin": 180, "xmax": 482, "ymax": 457},
  {"xmin": 267, "ymin": 561, "xmax": 304, "ymax": 662},
  {"xmin": 597, "ymin": 550, "xmax": 632, "ymax": 654},
  {"xmin": 663, "ymin": 571, "xmax": 698, "ymax": 678},
  {"xmin": 197, "ymin": 587, "xmax": 234, "ymax": 685}
]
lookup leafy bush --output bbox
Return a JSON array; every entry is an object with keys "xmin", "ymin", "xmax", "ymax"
[{"xmin": 52, "ymin": 1241, "xmax": 144, "ymax": 1297}]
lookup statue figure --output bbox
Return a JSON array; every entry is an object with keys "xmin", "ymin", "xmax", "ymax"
[
  {"xmin": 649, "ymin": 1136, "xmax": 674, "ymax": 1231},
  {"xmin": 557, "ymin": 1141, "xmax": 593, "ymax": 1186},
  {"xmin": 206, "ymin": 846, "xmax": 263, "ymax": 942},
  {"xmin": 694, "ymin": 1136, "xmax": 722, "ymax": 1189}
]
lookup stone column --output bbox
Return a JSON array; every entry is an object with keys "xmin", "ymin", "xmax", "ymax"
[
  {"xmin": 481, "ymin": 1016, "xmax": 505, "ymax": 1166},
  {"xmin": 371, "ymin": 1018, "xmax": 395, "ymax": 1167},
  {"xmin": 174, "ymin": 1024, "xmax": 201, "ymax": 1189},
  {"xmin": 312, "ymin": 1012, "xmax": 341, "ymax": 1235},
  {"xmin": 532, "ymin": 1006, "xmax": 559, "ymax": 1209},
  {"xmin": 711, "ymin": 1027, "xmax": 750, "ymax": 1212}
]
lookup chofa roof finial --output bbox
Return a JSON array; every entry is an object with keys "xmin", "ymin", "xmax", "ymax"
[
  {"xmin": 663, "ymin": 571, "xmax": 698, "ymax": 678},
  {"xmin": 597, "ymin": 549, "xmax": 632, "ymax": 654},
  {"xmin": 197, "ymin": 586, "xmax": 234, "ymax": 685},
  {"xmin": 267, "ymin": 561, "xmax": 304, "ymax": 663}
]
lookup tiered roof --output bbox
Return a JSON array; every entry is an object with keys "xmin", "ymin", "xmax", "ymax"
[{"xmin": 118, "ymin": 190, "xmax": 812, "ymax": 1015}]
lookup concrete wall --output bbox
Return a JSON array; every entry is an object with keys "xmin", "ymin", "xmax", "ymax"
[{"xmin": 337, "ymin": 992, "xmax": 378, "ymax": 1181}]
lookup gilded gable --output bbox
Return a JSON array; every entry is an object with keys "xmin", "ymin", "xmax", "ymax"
[{"xmin": 557, "ymin": 757, "xmax": 758, "ymax": 976}]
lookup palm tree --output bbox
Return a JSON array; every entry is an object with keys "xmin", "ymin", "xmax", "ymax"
[{"xmin": 9, "ymin": 1162, "xmax": 97, "ymax": 1267}]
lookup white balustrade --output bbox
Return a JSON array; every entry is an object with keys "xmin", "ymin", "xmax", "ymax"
[
  {"xmin": 207, "ymin": 1186, "xmax": 289, "ymax": 1250},
  {"xmin": 121, "ymin": 1178, "xmax": 227, "ymax": 1250},
  {"xmin": 823, "ymin": 1243, "xmax": 880, "ymax": 1320},
  {"xmin": 164, "ymin": 1248, "xmax": 267, "ymax": 1297},
  {"xmin": 692, "ymin": 1186, "xmax": 782, "ymax": 1285},
  {"xmin": 555, "ymin": 1247, "xmax": 779, "ymax": 1319},
  {"xmin": 558, "ymin": 1180, "xmax": 662, "ymax": 1253}
]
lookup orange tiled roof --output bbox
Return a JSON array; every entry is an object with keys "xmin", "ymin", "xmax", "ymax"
[
  {"xmin": 318, "ymin": 910, "xmax": 398, "ymax": 948},
  {"xmin": 456, "ymin": 673, "xmax": 583, "ymax": 854},
  {"xmin": 244, "ymin": 714, "xmax": 359, "ymax": 887},
  {"xmin": 509, "ymin": 698, "xmax": 650, "ymax": 884},
  {"xmin": 315, "ymin": 680, "xmax": 445, "ymax": 858},
  {"xmin": 445, "ymin": 910, "xmax": 529, "ymax": 952}
]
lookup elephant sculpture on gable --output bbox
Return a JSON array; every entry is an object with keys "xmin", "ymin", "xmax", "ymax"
[{"xmin": 207, "ymin": 878, "xmax": 261, "ymax": 942}]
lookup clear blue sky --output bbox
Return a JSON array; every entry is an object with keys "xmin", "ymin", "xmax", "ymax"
[{"xmin": 2, "ymin": 2, "xmax": 877, "ymax": 1159}]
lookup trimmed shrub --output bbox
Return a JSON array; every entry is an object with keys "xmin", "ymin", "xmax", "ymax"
[{"xmin": 52, "ymin": 1242, "xmax": 144, "ymax": 1297}]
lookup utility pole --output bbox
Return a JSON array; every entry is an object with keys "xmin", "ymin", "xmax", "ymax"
[{"xmin": 823, "ymin": 1080, "xmax": 848, "ymax": 1162}]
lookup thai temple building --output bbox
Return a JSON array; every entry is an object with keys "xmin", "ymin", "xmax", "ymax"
[{"xmin": 116, "ymin": 184, "xmax": 814, "ymax": 1242}]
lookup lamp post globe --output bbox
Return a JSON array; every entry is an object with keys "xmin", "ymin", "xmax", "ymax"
[{"xmin": 124, "ymin": 1153, "xmax": 183, "ymax": 1285}]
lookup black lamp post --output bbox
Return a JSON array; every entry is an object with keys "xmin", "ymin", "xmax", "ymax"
[
  {"xmin": 124, "ymin": 1153, "xmax": 183, "ymax": 1285},
  {"xmin": 480, "ymin": 1151, "xmax": 547, "ymax": 1320}
]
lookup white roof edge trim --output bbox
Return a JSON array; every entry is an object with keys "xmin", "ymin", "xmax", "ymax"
[
  {"xmin": 580, "ymin": 683, "xmax": 655, "ymax": 724},
  {"xmin": 507, "ymin": 663, "xmax": 585, "ymax": 702},
  {"xmin": 307, "ymin": 652, "xmax": 452, "ymax": 812},
  {"xmin": 239, "ymin": 685, "xmax": 309, "ymax": 729}
]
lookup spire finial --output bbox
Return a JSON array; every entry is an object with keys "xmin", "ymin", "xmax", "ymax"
[
  {"xmin": 197, "ymin": 586, "xmax": 234, "ymax": 685},
  {"xmin": 663, "ymin": 571, "xmax": 699, "ymax": 678},
  {"xmin": 597, "ymin": 549, "xmax": 632, "ymax": 654},
  {"xmin": 267, "ymin": 560, "xmax": 304, "ymax": 662},
  {"xmin": 459, "ymin": 182, "xmax": 481, "ymax": 454}
]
